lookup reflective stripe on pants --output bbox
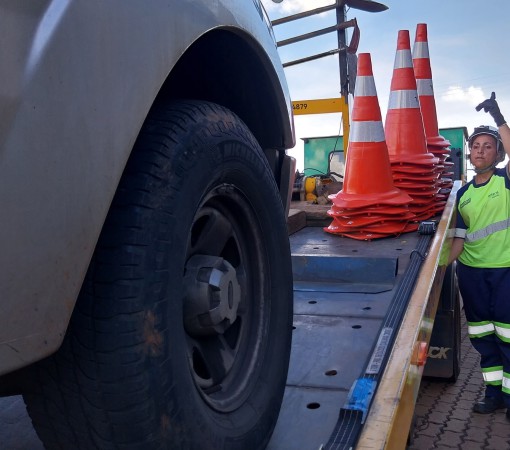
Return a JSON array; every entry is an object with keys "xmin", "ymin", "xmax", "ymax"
[{"xmin": 482, "ymin": 366, "xmax": 503, "ymax": 385}]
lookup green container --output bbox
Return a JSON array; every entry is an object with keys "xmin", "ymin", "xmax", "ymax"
[
  {"xmin": 302, "ymin": 135, "xmax": 344, "ymax": 177},
  {"xmin": 439, "ymin": 127, "xmax": 468, "ymax": 181},
  {"xmin": 302, "ymin": 127, "xmax": 468, "ymax": 181}
]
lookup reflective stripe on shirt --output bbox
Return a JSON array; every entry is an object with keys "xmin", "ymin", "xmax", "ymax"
[{"xmin": 465, "ymin": 217, "xmax": 510, "ymax": 243}]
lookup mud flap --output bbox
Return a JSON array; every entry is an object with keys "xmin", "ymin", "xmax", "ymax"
[{"xmin": 424, "ymin": 263, "xmax": 461, "ymax": 381}]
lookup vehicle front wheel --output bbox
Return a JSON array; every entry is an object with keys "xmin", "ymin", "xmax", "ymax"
[{"xmin": 24, "ymin": 100, "xmax": 293, "ymax": 449}]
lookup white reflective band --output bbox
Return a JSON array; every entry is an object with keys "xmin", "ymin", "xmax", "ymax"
[
  {"xmin": 504, "ymin": 375, "xmax": 510, "ymax": 390},
  {"xmin": 468, "ymin": 322, "xmax": 495, "ymax": 336},
  {"xmin": 393, "ymin": 49, "xmax": 413, "ymax": 69},
  {"xmin": 416, "ymin": 79, "xmax": 434, "ymax": 96},
  {"xmin": 453, "ymin": 228, "xmax": 466, "ymax": 239},
  {"xmin": 350, "ymin": 121, "xmax": 385, "ymax": 143},
  {"xmin": 466, "ymin": 218, "xmax": 510, "ymax": 243},
  {"xmin": 354, "ymin": 76, "xmax": 377, "ymax": 97},
  {"xmin": 388, "ymin": 90, "xmax": 420, "ymax": 109},
  {"xmin": 412, "ymin": 42, "xmax": 429, "ymax": 59},
  {"xmin": 495, "ymin": 324, "xmax": 510, "ymax": 340},
  {"xmin": 483, "ymin": 369, "xmax": 503, "ymax": 383}
]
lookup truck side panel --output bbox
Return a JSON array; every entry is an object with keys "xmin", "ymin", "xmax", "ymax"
[{"xmin": 357, "ymin": 181, "xmax": 460, "ymax": 448}]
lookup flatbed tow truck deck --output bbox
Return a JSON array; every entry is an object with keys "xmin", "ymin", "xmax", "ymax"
[{"xmin": 268, "ymin": 182, "xmax": 460, "ymax": 450}]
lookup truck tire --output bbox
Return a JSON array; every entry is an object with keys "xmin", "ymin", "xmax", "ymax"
[{"xmin": 24, "ymin": 100, "xmax": 294, "ymax": 449}]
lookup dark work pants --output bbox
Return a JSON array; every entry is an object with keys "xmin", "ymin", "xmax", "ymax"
[{"xmin": 457, "ymin": 262, "xmax": 510, "ymax": 405}]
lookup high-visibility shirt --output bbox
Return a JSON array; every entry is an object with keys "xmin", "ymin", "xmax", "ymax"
[{"xmin": 454, "ymin": 167, "xmax": 510, "ymax": 268}]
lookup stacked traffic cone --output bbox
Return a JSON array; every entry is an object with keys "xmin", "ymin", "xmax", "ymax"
[
  {"xmin": 385, "ymin": 30, "xmax": 441, "ymax": 223},
  {"xmin": 325, "ymin": 53, "xmax": 415, "ymax": 241},
  {"xmin": 413, "ymin": 23, "xmax": 452, "ymax": 213}
]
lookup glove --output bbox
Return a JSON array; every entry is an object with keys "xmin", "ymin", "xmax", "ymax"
[{"xmin": 476, "ymin": 92, "xmax": 506, "ymax": 127}]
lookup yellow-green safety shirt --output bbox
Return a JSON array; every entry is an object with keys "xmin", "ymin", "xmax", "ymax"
[{"xmin": 454, "ymin": 166, "xmax": 510, "ymax": 268}]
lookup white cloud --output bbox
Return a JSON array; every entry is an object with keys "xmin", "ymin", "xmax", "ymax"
[
  {"xmin": 262, "ymin": 0, "xmax": 332, "ymax": 15},
  {"xmin": 435, "ymin": 86, "xmax": 493, "ymax": 134},
  {"xmin": 440, "ymin": 86, "xmax": 485, "ymax": 106}
]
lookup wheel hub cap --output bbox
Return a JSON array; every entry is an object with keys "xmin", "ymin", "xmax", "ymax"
[{"xmin": 183, "ymin": 255, "xmax": 241, "ymax": 336}]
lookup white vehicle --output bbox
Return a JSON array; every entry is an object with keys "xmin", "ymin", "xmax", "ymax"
[{"xmin": 0, "ymin": 1, "xmax": 295, "ymax": 448}]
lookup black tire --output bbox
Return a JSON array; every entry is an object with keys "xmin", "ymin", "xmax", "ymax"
[{"xmin": 24, "ymin": 100, "xmax": 294, "ymax": 449}]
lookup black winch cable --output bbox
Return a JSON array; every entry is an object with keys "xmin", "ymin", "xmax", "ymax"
[{"xmin": 322, "ymin": 230, "xmax": 433, "ymax": 450}]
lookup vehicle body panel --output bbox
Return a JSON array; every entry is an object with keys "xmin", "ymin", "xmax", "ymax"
[{"xmin": 0, "ymin": 0, "xmax": 294, "ymax": 374}]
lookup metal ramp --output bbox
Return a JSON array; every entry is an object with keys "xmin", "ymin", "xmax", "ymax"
[{"xmin": 268, "ymin": 226, "xmax": 426, "ymax": 449}]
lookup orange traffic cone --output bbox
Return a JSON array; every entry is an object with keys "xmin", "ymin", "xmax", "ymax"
[
  {"xmin": 384, "ymin": 29, "xmax": 441, "ymax": 222},
  {"xmin": 385, "ymin": 30, "xmax": 438, "ymax": 167},
  {"xmin": 413, "ymin": 23, "xmax": 451, "ymax": 150},
  {"xmin": 329, "ymin": 53, "xmax": 412, "ymax": 209},
  {"xmin": 325, "ymin": 53, "xmax": 414, "ymax": 240},
  {"xmin": 413, "ymin": 23, "xmax": 453, "ymax": 214}
]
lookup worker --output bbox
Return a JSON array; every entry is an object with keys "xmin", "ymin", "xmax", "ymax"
[{"xmin": 449, "ymin": 92, "xmax": 510, "ymax": 418}]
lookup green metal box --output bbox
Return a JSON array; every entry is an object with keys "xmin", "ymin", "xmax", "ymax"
[{"xmin": 302, "ymin": 127, "xmax": 468, "ymax": 180}]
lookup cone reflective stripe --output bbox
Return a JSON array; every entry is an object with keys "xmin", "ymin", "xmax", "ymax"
[
  {"xmin": 349, "ymin": 121, "xmax": 385, "ymax": 142},
  {"xmin": 416, "ymin": 80, "xmax": 433, "ymax": 96},
  {"xmin": 413, "ymin": 23, "xmax": 450, "ymax": 148},
  {"xmin": 354, "ymin": 76, "xmax": 378, "ymax": 95},
  {"xmin": 388, "ymin": 91, "xmax": 420, "ymax": 109}
]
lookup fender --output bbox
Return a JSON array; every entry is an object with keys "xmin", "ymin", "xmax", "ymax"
[{"xmin": 0, "ymin": 0, "xmax": 294, "ymax": 375}]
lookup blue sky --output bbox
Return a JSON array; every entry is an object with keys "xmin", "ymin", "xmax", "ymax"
[{"xmin": 261, "ymin": 0, "xmax": 510, "ymax": 172}]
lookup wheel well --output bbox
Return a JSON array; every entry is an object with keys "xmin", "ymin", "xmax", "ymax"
[{"xmin": 156, "ymin": 29, "xmax": 290, "ymax": 153}]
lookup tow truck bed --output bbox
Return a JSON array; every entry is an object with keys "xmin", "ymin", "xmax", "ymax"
[
  {"xmin": 267, "ymin": 226, "xmax": 426, "ymax": 449},
  {"xmin": 268, "ymin": 181, "xmax": 460, "ymax": 450}
]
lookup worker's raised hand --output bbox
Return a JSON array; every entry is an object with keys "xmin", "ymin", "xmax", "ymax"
[{"xmin": 476, "ymin": 92, "xmax": 506, "ymax": 127}]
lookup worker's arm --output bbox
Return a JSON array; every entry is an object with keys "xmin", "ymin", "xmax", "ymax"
[
  {"xmin": 475, "ymin": 92, "xmax": 510, "ymax": 171},
  {"xmin": 448, "ymin": 237, "xmax": 464, "ymax": 265},
  {"xmin": 498, "ymin": 123, "xmax": 510, "ymax": 161}
]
